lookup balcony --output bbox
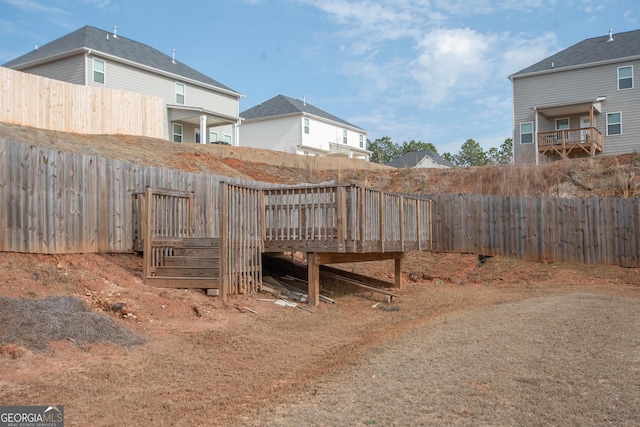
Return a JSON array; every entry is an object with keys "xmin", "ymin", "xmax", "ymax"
[{"xmin": 538, "ymin": 127, "xmax": 603, "ymax": 159}]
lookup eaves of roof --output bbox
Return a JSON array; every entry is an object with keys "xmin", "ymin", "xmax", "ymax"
[
  {"xmin": 3, "ymin": 26, "xmax": 243, "ymax": 99},
  {"xmin": 509, "ymin": 54, "xmax": 640, "ymax": 80}
]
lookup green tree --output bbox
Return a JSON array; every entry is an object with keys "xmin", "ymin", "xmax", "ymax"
[
  {"xmin": 441, "ymin": 152, "xmax": 455, "ymax": 163},
  {"xmin": 400, "ymin": 140, "xmax": 438, "ymax": 155},
  {"xmin": 367, "ymin": 137, "xmax": 439, "ymax": 164},
  {"xmin": 452, "ymin": 138, "xmax": 490, "ymax": 167},
  {"xmin": 367, "ymin": 136, "xmax": 400, "ymax": 164},
  {"xmin": 487, "ymin": 138, "xmax": 513, "ymax": 165}
]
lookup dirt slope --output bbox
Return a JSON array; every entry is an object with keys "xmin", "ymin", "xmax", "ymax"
[{"xmin": 1, "ymin": 121, "xmax": 639, "ymax": 197}]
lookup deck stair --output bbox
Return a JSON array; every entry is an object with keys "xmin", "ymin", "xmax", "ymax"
[{"xmin": 145, "ymin": 238, "xmax": 220, "ymax": 290}]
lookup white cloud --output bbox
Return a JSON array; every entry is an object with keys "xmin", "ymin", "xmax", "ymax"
[
  {"xmin": 499, "ymin": 31, "xmax": 559, "ymax": 75},
  {"xmin": 623, "ymin": 10, "xmax": 638, "ymax": 24},
  {"xmin": 81, "ymin": 0, "xmax": 113, "ymax": 9},
  {"xmin": 5, "ymin": 0, "xmax": 69, "ymax": 15},
  {"xmin": 410, "ymin": 28, "xmax": 498, "ymax": 107}
]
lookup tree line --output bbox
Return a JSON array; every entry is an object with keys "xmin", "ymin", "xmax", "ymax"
[{"xmin": 366, "ymin": 137, "xmax": 513, "ymax": 167}]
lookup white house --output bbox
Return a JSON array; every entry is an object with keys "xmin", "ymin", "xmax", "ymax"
[{"xmin": 239, "ymin": 95, "xmax": 371, "ymax": 160}]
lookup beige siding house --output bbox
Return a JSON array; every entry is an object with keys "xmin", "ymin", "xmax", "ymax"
[
  {"xmin": 3, "ymin": 26, "xmax": 243, "ymax": 145},
  {"xmin": 509, "ymin": 29, "xmax": 640, "ymax": 165},
  {"xmin": 240, "ymin": 95, "xmax": 371, "ymax": 160}
]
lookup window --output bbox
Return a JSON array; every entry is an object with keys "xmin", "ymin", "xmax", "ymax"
[
  {"xmin": 195, "ymin": 130, "xmax": 201, "ymax": 144},
  {"xmin": 223, "ymin": 134, "xmax": 232, "ymax": 144},
  {"xmin": 607, "ymin": 112, "xmax": 622, "ymax": 135},
  {"xmin": 555, "ymin": 118, "xmax": 569, "ymax": 130},
  {"xmin": 342, "ymin": 129, "xmax": 348, "ymax": 144},
  {"xmin": 175, "ymin": 83, "xmax": 185, "ymax": 104},
  {"xmin": 520, "ymin": 122, "xmax": 533, "ymax": 144},
  {"xmin": 359, "ymin": 135, "xmax": 364, "ymax": 148},
  {"xmin": 304, "ymin": 118, "xmax": 309, "ymax": 134},
  {"xmin": 618, "ymin": 66, "xmax": 633, "ymax": 90},
  {"xmin": 93, "ymin": 58, "xmax": 105, "ymax": 84},
  {"xmin": 303, "ymin": 150, "xmax": 309, "ymax": 156},
  {"xmin": 209, "ymin": 130, "xmax": 218, "ymax": 143},
  {"xmin": 172, "ymin": 123, "xmax": 183, "ymax": 142}
]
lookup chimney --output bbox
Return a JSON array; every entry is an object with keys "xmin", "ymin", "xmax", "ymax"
[
  {"xmin": 172, "ymin": 49, "xmax": 176, "ymax": 64},
  {"xmin": 607, "ymin": 29, "xmax": 614, "ymax": 42},
  {"xmin": 113, "ymin": 26, "xmax": 118, "ymax": 38}
]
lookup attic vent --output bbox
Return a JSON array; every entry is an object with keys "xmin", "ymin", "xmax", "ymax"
[
  {"xmin": 113, "ymin": 26, "xmax": 118, "ymax": 38},
  {"xmin": 608, "ymin": 29, "xmax": 614, "ymax": 42},
  {"xmin": 172, "ymin": 49, "xmax": 176, "ymax": 64},
  {"xmin": 35, "ymin": 44, "xmax": 38, "ymax": 50}
]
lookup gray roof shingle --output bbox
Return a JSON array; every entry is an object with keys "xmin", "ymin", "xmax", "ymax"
[
  {"xmin": 240, "ymin": 94, "xmax": 365, "ymax": 131},
  {"xmin": 386, "ymin": 150, "xmax": 454, "ymax": 168},
  {"xmin": 510, "ymin": 29, "xmax": 640, "ymax": 78},
  {"xmin": 3, "ymin": 25, "xmax": 240, "ymax": 95}
]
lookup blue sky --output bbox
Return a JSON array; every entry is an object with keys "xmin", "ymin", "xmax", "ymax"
[{"xmin": 1, "ymin": 0, "xmax": 638, "ymax": 155}]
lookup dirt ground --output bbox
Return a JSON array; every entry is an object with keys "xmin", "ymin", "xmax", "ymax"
[{"xmin": 1, "ymin": 250, "xmax": 639, "ymax": 426}]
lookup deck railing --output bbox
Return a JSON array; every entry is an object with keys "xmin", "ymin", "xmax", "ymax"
[
  {"xmin": 262, "ymin": 184, "xmax": 432, "ymax": 253},
  {"xmin": 538, "ymin": 127, "xmax": 603, "ymax": 153}
]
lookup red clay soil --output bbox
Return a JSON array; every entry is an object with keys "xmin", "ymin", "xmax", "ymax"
[{"xmin": 1, "ymin": 250, "xmax": 639, "ymax": 426}]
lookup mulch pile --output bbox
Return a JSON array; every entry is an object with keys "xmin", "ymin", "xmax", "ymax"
[{"xmin": 0, "ymin": 295, "xmax": 145, "ymax": 351}]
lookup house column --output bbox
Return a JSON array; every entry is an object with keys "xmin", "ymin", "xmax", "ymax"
[
  {"xmin": 233, "ymin": 121, "xmax": 239, "ymax": 147},
  {"xmin": 534, "ymin": 108, "xmax": 539, "ymax": 165},
  {"xmin": 199, "ymin": 114, "xmax": 207, "ymax": 144}
]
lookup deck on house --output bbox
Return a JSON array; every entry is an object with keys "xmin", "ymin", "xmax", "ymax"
[{"xmin": 140, "ymin": 183, "xmax": 433, "ymax": 306}]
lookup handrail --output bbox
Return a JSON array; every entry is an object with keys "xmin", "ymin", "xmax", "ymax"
[{"xmin": 538, "ymin": 127, "xmax": 603, "ymax": 148}]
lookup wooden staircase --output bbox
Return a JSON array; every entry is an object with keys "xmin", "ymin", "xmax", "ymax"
[{"xmin": 145, "ymin": 238, "xmax": 220, "ymax": 291}]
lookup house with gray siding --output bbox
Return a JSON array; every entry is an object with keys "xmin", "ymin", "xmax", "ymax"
[
  {"xmin": 509, "ymin": 29, "xmax": 640, "ymax": 165},
  {"xmin": 3, "ymin": 25, "xmax": 242, "ymax": 145},
  {"xmin": 240, "ymin": 95, "xmax": 371, "ymax": 160}
]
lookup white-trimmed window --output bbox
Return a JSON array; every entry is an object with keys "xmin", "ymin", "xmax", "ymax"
[
  {"xmin": 175, "ymin": 83, "xmax": 185, "ymax": 104},
  {"xmin": 607, "ymin": 112, "xmax": 622, "ymax": 135},
  {"xmin": 304, "ymin": 118, "xmax": 310, "ymax": 134},
  {"xmin": 209, "ymin": 130, "xmax": 218, "ymax": 143},
  {"xmin": 359, "ymin": 135, "xmax": 364, "ymax": 148},
  {"xmin": 520, "ymin": 122, "xmax": 533, "ymax": 144},
  {"xmin": 223, "ymin": 134, "xmax": 232, "ymax": 144},
  {"xmin": 618, "ymin": 66, "xmax": 633, "ymax": 90},
  {"xmin": 342, "ymin": 129, "xmax": 348, "ymax": 144},
  {"xmin": 93, "ymin": 58, "xmax": 105, "ymax": 84},
  {"xmin": 172, "ymin": 123, "xmax": 183, "ymax": 142}
]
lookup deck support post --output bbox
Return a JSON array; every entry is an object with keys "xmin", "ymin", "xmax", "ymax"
[
  {"xmin": 395, "ymin": 255, "xmax": 404, "ymax": 291},
  {"xmin": 307, "ymin": 252, "xmax": 320, "ymax": 307}
]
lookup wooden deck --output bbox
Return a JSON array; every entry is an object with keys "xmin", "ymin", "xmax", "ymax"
[
  {"xmin": 141, "ymin": 183, "xmax": 433, "ymax": 306},
  {"xmin": 538, "ymin": 127, "xmax": 603, "ymax": 159}
]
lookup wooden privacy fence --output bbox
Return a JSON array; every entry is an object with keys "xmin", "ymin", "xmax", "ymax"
[
  {"xmin": 425, "ymin": 193, "xmax": 640, "ymax": 268},
  {"xmin": 0, "ymin": 67, "xmax": 164, "ymax": 138},
  {"xmin": 0, "ymin": 138, "xmax": 259, "ymax": 253},
  {"xmin": 262, "ymin": 184, "xmax": 433, "ymax": 253}
]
